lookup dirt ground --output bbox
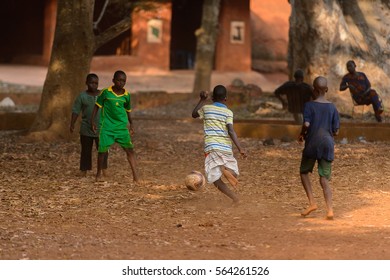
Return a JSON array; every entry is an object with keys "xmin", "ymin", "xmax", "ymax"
[{"xmin": 1, "ymin": 99, "xmax": 390, "ymax": 260}]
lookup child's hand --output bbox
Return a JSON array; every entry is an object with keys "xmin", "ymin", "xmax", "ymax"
[
  {"xmin": 91, "ymin": 122, "xmax": 96, "ymax": 133},
  {"xmin": 69, "ymin": 124, "xmax": 74, "ymax": 133},
  {"xmin": 129, "ymin": 124, "xmax": 135, "ymax": 136},
  {"xmin": 200, "ymin": 91, "xmax": 208, "ymax": 100},
  {"xmin": 298, "ymin": 134, "xmax": 305, "ymax": 143},
  {"xmin": 239, "ymin": 149, "xmax": 247, "ymax": 159}
]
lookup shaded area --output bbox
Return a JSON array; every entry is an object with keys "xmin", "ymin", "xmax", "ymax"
[
  {"xmin": 0, "ymin": 0, "xmax": 45, "ymax": 63},
  {"xmin": 170, "ymin": 0, "xmax": 203, "ymax": 69}
]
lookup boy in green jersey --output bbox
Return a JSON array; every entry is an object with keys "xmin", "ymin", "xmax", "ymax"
[{"xmin": 91, "ymin": 70, "xmax": 138, "ymax": 183}]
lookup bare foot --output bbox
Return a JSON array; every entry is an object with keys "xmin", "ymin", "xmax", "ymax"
[
  {"xmin": 301, "ymin": 205, "xmax": 318, "ymax": 217},
  {"xmin": 326, "ymin": 210, "xmax": 334, "ymax": 220},
  {"xmin": 80, "ymin": 170, "xmax": 87, "ymax": 177},
  {"xmin": 133, "ymin": 179, "xmax": 144, "ymax": 186},
  {"xmin": 102, "ymin": 169, "xmax": 109, "ymax": 177},
  {"xmin": 95, "ymin": 174, "xmax": 106, "ymax": 182},
  {"xmin": 221, "ymin": 167, "xmax": 239, "ymax": 187},
  {"xmin": 231, "ymin": 199, "xmax": 240, "ymax": 207}
]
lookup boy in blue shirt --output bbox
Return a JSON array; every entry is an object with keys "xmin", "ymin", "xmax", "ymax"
[{"xmin": 298, "ymin": 76, "xmax": 340, "ymax": 220}]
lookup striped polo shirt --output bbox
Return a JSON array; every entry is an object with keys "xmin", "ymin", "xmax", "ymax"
[{"xmin": 198, "ymin": 102, "xmax": 233, "ymax": 154}]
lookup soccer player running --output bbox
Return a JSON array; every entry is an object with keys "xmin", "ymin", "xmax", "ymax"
[
  {"xmin": 192, "ymin": 85, "xmax": 246, "ymax": 203},
  {"xmin": 298, "ymin": 76, "xmax": 340, "ymax": 220}
]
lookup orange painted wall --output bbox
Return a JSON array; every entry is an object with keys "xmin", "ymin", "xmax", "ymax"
[
  {"xmin": 250, "ymin": 0, "xmax": 291, "ymax": 60},
  {"xmin": 41, "ymin": 0, "xmax": 291, "ymax": 72},
  {"xmin": 131, "ymin": 3, "xmax": 172, "ymax": 71},
  {"xmin": 43, "ymin": 0, "xmax": 57, "ymax": 65},
  {"xmin": 215, "ymin": 0, "xmax": 251, "ymax": 71}
]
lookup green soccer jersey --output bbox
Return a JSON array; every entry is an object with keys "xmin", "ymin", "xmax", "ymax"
[{"xmin": 96, "ymin": 86, "xmax": 132, "ymax": 133}]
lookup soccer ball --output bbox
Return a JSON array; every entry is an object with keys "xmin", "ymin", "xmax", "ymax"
[{"xmin": 185, "ymin": 171, "xmax": 206, "ymax": 191}]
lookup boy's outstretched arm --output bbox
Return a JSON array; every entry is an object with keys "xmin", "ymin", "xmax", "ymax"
[
  {"xmin": 227, "ymin": 124, "xmax": 246, "ymax": 158},
  {"xmin": 192, "ymin": 91, "xmax": 208, "ymax": 118}
]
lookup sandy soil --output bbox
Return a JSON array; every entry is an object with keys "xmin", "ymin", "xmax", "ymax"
[{"xmin": 1, "ymin": 99, "xmax": 390, "ymax": 260}]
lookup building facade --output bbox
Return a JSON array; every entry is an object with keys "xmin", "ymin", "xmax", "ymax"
[{"xmin": 1, "ymin": 0, "xmax": 252, "ymax": 72}]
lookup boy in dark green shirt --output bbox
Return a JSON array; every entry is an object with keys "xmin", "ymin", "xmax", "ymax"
[{"xmin": 70, "ymin": 73, "xmax": 108, "ymax": 176}]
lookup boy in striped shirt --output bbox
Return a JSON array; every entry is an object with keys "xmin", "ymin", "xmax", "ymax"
[{"xmin": 192, "ymin": 85, "xmax": 246, "ymax": 203}]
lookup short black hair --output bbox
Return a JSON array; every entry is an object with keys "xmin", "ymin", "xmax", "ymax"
[
  {"xmin": 212, "ymin": 85, "xmax": 227, "ymax": 102},
  {"xmin": 347, "ymin": 60, "xmax": 356, "ymax": 67},
  {"xmin": 293, "ymin": 69, "xmax": 304, "ymax": 79},
  {"xmin": 86, "ymin": 73, "xmax": 98, "ymax": 81},
  {"xmin": 113, "ymin": 70, "xmax": 126, "ymax": 79}
]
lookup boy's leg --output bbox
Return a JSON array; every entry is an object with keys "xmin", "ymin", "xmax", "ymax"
[
  {"xmin": 95, "ymin": 137, "xmax": 108, "ymax": 174},
  {"xmin": 318, "ymin": 159, "xmax": 333, "ymax": 219},
  {"xmin": 300, "ymin": 157, "xmax": 317, "ymax": 217},
  {"xmin": 116, "ymin": 130, "xmax": 137, "ymax": 182},
  {"xmin": 213, "ymin": 178, "xmax": 239, "ymax": 203},
  {"xmin": 124, "ymin": 148, "xmax": 138, "ymax": 182},
  {"xmin": 221, "ymin": 166, "xmax": 238, "ymax": 187},
  {"xmin": 97, "ymin": 131, "xmax": 113, "ymax": 181},
  {"xmin": 300, "ymin": 173, "xmax": 318, "ymax": 216},
  {"xmin": 367, "ymin": 90, "xmax": 383, "ymax": 122},
  {"xmin": 319, "ymin": 177, "xmax": 333, "ymax": 220},
  {"xmin": 96, "ymin": 152, "xmax": 108, "ymax": 181},
  {"xmin": 102, "ymin": 152, "xmax": 109, "ymax": 177},
  {"xmin": 80, "ymin": 135, "xmax": 94, "ymax": 173}
]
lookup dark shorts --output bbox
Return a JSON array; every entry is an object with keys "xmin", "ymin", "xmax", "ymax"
[{"xmin": 300, "ymin": 156, "xmax": 332, "ymax": 180}]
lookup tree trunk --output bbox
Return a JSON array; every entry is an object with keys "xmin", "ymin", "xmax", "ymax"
[
  {"xmin": 28, "ymin": 0, "xmax": 96, "ymax": 141},
  {"xmin": 288, "ymin": 0, "xmax": 349, "ymax": 80},
  {"xmin": 288, "ymin": 0, "xmax": 390, "ymax": 112},
  {"xmin": 193, "ymin": 0, "xmax": 221, "ymax": 94}
]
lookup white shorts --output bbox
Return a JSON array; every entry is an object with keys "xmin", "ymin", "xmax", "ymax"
[{"xmin": 205, "ymin": 151, "xmax": 239, "ymax": 183}]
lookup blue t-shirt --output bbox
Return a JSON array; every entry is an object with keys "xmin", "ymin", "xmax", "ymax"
[{"xmin": 302, "ymin": 101, "xmax": 340, "ymax": 161}]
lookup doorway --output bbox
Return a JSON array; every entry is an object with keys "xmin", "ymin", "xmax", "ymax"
[
  {"xmin": 0, "ymin": 0, "xmax": 45, "ymax": 63},
  {"xmin": 170, "ymin": 0, "xmax": 203, "ymax": 70}
]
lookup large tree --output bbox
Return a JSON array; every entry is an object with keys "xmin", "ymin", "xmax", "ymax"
[
  {"xmin": 28, "ymin": 0, "xmax": 159, "ymax": 141},
  {"xmin": 192, "ymin": 0, "xmax": 221, "ymax": 94},
  {"xmin": 288, "ymin": 0, "xmax": 390, "ymax": 112}
]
